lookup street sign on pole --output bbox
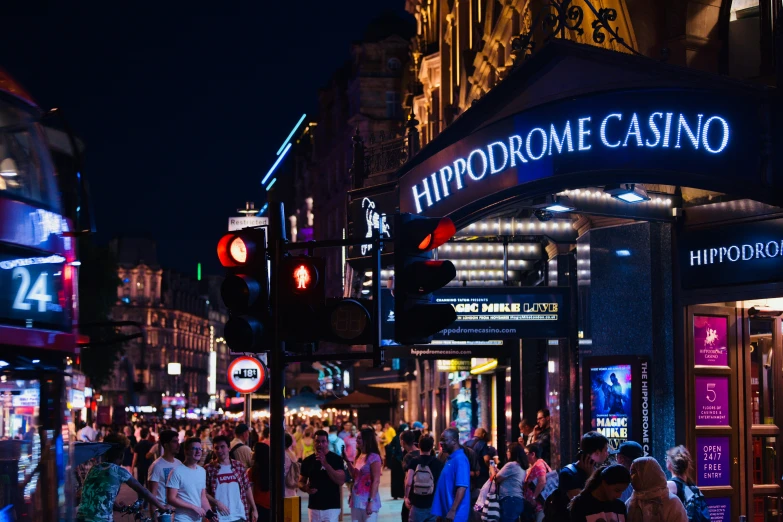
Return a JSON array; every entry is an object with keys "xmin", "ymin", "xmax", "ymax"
[{"xmin": 228, "ymin": 216, "xmax": 269, "ymax": 231}]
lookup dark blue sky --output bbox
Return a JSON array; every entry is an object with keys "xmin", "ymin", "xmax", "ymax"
[{"xmin": 0, "ymin": 1, "xmax": 408, "ymax": 275}]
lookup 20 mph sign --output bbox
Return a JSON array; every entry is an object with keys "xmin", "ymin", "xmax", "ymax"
[{"xmin": 228, "ymin": 356, "xmax": 266, "ymax": 394}]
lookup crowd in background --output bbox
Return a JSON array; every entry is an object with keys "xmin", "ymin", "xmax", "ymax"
[{"xmin": 72, "ymin": 410, "xmax": 707, "ymax": 522}]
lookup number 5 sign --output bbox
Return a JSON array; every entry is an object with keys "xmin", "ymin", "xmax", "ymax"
[{"xmin": 695, "ymin": 376, "xmax": 729, "ymax": 426}]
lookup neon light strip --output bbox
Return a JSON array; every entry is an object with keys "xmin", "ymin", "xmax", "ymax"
[
  {"xmin": 276, "ymin": 113, "xmax": 307, "ymax": 156},
  {"xmin": 266, "ymin": 178, "xmax": 277, "ymax": 190},
  {"xmin": 259, "ymin": 203, "xmax": 269, "ymax": 215},
  {"xmin": 262, "ymin": 143, "xmax": 291, "ymax": 185}
]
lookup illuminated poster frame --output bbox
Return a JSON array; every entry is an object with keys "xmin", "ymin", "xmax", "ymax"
[{"xmin": 582, "ymin": 355, "xmax": 651, "ymax": 455}]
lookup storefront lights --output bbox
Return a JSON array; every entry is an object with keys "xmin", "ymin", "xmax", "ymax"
[{"xmin": 605, "ymin": 183, "xmax": 650, "ymax": 203}]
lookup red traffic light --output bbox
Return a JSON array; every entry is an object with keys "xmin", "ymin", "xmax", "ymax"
[
  {"xmin": 400, "ymin": 216, "xmax": 456, "ymax": 253},
  {"xmin": 217, "ymin": 232, "xmax": 264, "ymax": 267},
  {"xmin": 284, "ymin": 257, "xmax": 321, "ymax": 295},
  {"xmin": 293, "ymin": 263, "xmax": 314, "ymax": 291}
]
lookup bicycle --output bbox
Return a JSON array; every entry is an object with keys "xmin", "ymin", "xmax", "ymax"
[
  {"xmin": 119, "ymin": 499, "xmax": 172, "ymax": 522},
  {"xmin": 119, "ymin": 498, "xmax": 217, "ymax": 522}
]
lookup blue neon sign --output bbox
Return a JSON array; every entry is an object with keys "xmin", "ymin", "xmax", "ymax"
[{"xmin": 400, "ymin": 89, "xmax": 761, "ymax": 216}]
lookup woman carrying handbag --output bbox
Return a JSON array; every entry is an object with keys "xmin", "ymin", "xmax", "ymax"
[{"xmin": 488, "ymin": 443, "xmax": 529, "ymax": 522}]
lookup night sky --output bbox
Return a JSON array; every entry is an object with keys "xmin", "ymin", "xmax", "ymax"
[{"xmin": 1, "ymin": 1, "xmax": 407, "ymax": 275}]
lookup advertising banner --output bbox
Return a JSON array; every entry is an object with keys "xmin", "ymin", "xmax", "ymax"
[
  {"xmin": 693, "ymin": 315, "xmax": 729, "ymax": 366},
  {"xmin": 679, "ymin": 217, "xmax": 783, "ymax": 288},
  {"xmin": 695, "ymin": 376, "xmax": 730, "ymax": 426},
  {"xmin": 696, "ymin": 436, "xmax": 730, "ymax": 487},
  {"xmin": 381, "ymin": 287, "xmax": 569, "ymax": 342},
  {"xmin": 583, "ymin": 356, "xmax": 650, "ymax": 454},
  {"xmin": 589, "ymin": 364, "xmax": 633, "ymax": 450}
]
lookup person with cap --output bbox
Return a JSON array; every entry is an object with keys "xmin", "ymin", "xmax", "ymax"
[
  {"xmin": 230, "ymin": 424, "xmax": 254, "ymax": 469},
  {"xmin": 615, "ymin": 441, "xmax": 645, "ymax": 503}
]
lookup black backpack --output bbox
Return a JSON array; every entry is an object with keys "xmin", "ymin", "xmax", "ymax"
[
  {"xmin": 542, "ymin": 464, "xmax": 575, "ymax": 522},
  {"xmin": 542, "ymin": 487, "xmax": 570, "ymax": 522},
  {"xmin": 229, "ymin": 442, "xmax": 244, "ymax": 461},
  {"xmin": 672, "ymin": 478, "xmax": 711, "ymax": 522}
]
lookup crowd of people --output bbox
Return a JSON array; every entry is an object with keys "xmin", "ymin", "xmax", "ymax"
[{"xmin": 72, "ymin": 413, "xmax": 709, "ymax": 522}]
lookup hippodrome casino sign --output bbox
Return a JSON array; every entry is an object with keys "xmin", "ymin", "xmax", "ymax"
[{"xmin": 400, "ymin": 89, "xmax": 767, "ymax": 217}]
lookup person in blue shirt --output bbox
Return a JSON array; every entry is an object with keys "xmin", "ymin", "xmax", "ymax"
[{"xmin": 432, "ymin": 428, "xmax": 470, "ymax": 522}]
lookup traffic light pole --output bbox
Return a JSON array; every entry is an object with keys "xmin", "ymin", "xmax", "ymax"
[{"xmin": 269, "ymin": 202, "xmax": 286, "ymax": 522}]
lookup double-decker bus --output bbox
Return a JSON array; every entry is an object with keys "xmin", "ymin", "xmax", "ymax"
[{"xmin": 0, "ymin": 69, "xmax": 84, "ymax": 521}]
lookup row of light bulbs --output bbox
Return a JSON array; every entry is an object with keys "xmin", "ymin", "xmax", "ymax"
[
  {"xmin": 438, "ymin": 243, "xmax": 540, "ymax": 255},
  {"xmin": 455, "ymin": 219, "xmax": 574, "ymax": 235},
  {"xmin": 557, "ymin": 188, "xmax": 673, "ymax": 206}
]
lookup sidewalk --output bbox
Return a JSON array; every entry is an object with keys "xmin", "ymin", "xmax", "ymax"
[{"xmin": 299, "ymin": 467, "xmax": 403, "ymax": 522}]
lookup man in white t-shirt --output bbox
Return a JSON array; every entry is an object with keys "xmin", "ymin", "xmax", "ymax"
[
  {"xmin": 148, "ymin": 430, "xmax": 182, "ymax": 522},
  {"xmin": 204, "ymin": 435, "xmax": 257, "ymax": 522},
  {"xmin": 167, "ymin": 437, "xmax": 212, "ymax": 522}
]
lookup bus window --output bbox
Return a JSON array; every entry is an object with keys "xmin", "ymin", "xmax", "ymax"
[{"xmin": 0, "ymin": 96, "xmax": 59, "ymax": 212}]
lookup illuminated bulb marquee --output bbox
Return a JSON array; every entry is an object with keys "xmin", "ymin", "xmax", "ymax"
[{"xmin": 410, "ymin": 110, "xmax": 729, "ymax": 214}]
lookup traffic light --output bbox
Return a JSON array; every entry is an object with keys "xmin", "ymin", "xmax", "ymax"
[
  {"xmin": 217, "ymin": 229, "xmax": 269, "ymax": 352},
  {"xmin": 278, "ymin": 256, "xmax": 376, "ymax": 345},
  {"xmin": 394, "ymin": 214, "xmax": 457, "ymax": 344},
  {"xmin": 278, "ymin": 255, "xmax": 325, "ymax": 342}
]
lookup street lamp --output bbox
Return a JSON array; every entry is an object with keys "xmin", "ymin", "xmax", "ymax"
[{"xmin": 168, "ymin": 363, "xmax": 182, "ymax": 407}]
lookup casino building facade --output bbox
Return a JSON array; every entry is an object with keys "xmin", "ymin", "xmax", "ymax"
[{"xmin": 345, "ymin": 1, "xmax": 783, "ymax": 519}]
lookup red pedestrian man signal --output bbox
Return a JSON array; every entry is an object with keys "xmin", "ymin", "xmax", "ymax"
[{"xmin": 295, "ymin": 264, "xmax": 311, "ymax": 289}]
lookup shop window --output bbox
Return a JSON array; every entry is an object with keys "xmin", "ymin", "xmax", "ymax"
[
  {"xmin": 728, "ymin": 0, "xmax": 760, "ymax": 78},
  {"xmin": 751, "ymin": 435, "xmax": 778, "ymax": 485}
]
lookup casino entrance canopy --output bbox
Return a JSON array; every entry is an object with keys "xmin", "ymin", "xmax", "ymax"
[{"xmin": 395, "ymin": 40, "xmax": 783, "ymax": 225}]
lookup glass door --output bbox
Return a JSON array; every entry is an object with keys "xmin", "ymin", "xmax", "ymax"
[
  {"xmin": 743, "ymin": 312, "xmax": 783, "ymax": 522},
  {"xmin": 686, "ymin": 305, "xmax": 742, "ymax": 522}
]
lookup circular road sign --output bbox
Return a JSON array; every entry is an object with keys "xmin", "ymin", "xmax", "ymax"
[{"xmin": 227, "ymin": 356, "xmax": 266, "ymax": 394}]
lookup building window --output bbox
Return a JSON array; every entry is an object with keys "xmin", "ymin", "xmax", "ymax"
[
  {"xmin": 387, "ymin": 57, "xmax": 402, "ymax": 72},
  {"xmin": 386, "ymin": 91, "xmax": 402, "ymax": 119}
]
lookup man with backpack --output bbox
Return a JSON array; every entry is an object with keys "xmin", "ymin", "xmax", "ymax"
[
  {"xmin": 404, "ymin": 434, "xmax": 444, "ymax": 522},
  {"xmin": 230, "ymin": 424, "xmax": 253, "ymax": 469},
  {"xmin": 401, "ymin": 430, "xmax": 421, "ymax": 522}
]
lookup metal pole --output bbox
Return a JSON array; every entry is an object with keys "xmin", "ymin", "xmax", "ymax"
[
  {"xmin": 244, "ymin": 393, "xmax": 251, "ymax": 425},
  {"xmin": 269, "ymin": 202, "xmax": 287, "ymax": 521}
]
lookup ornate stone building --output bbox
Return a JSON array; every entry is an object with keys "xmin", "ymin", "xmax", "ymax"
[
  {"xmin": 403, "ymin": 0, "xmax": 769, "ymax": 146},
  {"xmin": 301, "ymin": 12, "xmax": 415, "ymax": 297},
  {"xmin": 102, "ymin": 238, "xmax": 229, "ymax": 413}
]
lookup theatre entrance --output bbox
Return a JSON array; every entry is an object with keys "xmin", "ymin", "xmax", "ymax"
[{"xmin": 685, "ymin": 300, "xmax": 783, "ymax": 521}]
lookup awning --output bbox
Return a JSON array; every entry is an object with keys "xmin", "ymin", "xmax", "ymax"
[
  {"xmin": 285, "ymin": 391, "xmax": 326, "ymax": 410},
  {"xmin": 322, "ymin": 391, "xmax": 390, "ymax": 409}
]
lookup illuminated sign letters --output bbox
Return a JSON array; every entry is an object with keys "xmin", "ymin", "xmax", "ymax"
[
  {"xmin": 410, "ymin": 110, "xmax": 730, "ymax": 213},
  {"xmin": 680, "ymin": 218, "xmax": 783, "ymax": 289}
]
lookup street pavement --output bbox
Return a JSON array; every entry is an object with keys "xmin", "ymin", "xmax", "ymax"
[
  {"xmin": 298, "ymin": 466, "xmax": 403, "ymax": 522},
  {"xmin": 114, "ymin": 466, "xmax": 405, "ymax": 522}
]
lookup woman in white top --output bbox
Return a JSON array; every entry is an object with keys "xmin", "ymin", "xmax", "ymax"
[{"xmin": 626, "ymin": 456, "xmax": 688, "ymax": 522}]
